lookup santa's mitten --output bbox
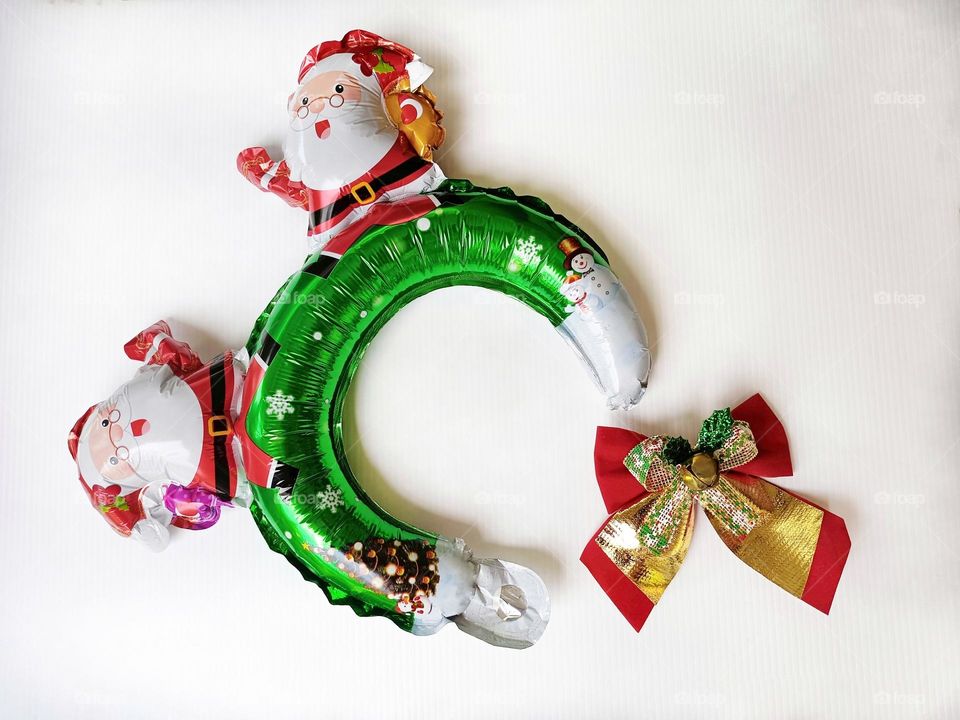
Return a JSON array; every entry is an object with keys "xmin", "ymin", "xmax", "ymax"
[
  {"xmin": 237, "ymin": 148, "xmax": 308, "ymax": 209},
  {"xmin": 236, "ymin": 146, "xmax": 273, "ymax": 187},
  {"xmin": 131, "ymin": 482, "xmax": 175, "ymax": 551},
  {"xmin": 130, "ymin": 517, "xmax": 170, "ymax": 552},
  {"xmin": 434, "ymin": 537, "xmax": 550, "ymax": 649},
  {"xmin": 123, "ymin": 321, "xmax": 203, "ymax": 377}
]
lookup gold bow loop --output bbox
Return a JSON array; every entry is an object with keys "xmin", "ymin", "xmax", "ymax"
[{"xmin": 621, "ymin": 409, "xmax": 765, "ymax": 555}]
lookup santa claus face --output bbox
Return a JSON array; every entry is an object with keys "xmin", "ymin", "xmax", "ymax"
[
  {"xmin": 75, "ymin": 365, "xmax": 205, "ymax": 493},
  {"xmin": 85, "ymin": 400, "xmax": 142, "ymax": 482},
  {"xmin": 283, "ymin": 58, "xmax": 398, "ymax": 191},
  {"xmin": 569, "ymin": 251, "xmax": 595, "ymax": 274},
  {"xmin": 288, "ymin": 71, "xmax": 364, "ymax": 136}
]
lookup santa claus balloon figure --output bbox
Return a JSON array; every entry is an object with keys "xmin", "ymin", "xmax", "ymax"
[
  {"xmin": 237, "ymin": 29, "xmax": 446, "ymax": 253},
  {"xmin": 68, "ymin": 322, "xmax": 250, "ymax": 551}
]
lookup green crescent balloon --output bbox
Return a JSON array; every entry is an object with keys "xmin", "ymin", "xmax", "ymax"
[{"xmin": 237, "ymin": 180, "xmax": 650, "ymax": 648}]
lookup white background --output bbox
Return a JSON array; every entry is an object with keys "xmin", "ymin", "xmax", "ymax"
[{"xmin": 1, "ymin": 1, "xmax": 958, "ymax": 718}]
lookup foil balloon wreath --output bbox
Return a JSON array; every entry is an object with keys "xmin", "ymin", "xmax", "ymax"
[{"xmin": 67, "ymin": 30, "xmax": 651, "ymax": 649}]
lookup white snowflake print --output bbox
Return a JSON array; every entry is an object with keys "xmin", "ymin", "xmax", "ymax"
[
  {"xmin": 316, "ymin": 484, "xmax": 345, "ymax": 513},
  {"xmin": 265, "ymin": 390, "xmax": 295, "ymax": 420},
  {"xmin": 515, "ymin": 236, "xmax": 543, "ymax": 264}
]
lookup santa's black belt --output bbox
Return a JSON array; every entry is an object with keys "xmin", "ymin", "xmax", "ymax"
[
  {"xmin": 208, "ymin": 356, "xmax": 232, "ymax": 500},
  {"xmin": 307, "ymin": 156, "xmax": 430, "ymax": 231}
]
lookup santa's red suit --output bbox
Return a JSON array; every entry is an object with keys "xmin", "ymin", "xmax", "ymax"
[
  {"xmin": 68, "ymin": 322, "xmax": 246, "ymax": 548},
  {"xmin": 238, "ymin": 138, "xmax": 441, "ymax": 246}
]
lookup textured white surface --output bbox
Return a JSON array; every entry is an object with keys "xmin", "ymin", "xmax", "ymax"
[{"xmin": 1, "ymin": 1, "xmax": 958, "ymax": 718}]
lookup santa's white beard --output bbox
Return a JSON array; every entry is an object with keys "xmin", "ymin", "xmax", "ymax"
[
  {"xmin": 112, "ymin": 365, "xmax": 203, "ymax": 488},
  {"xmin": 283, "ymin": 95, "xmax": 399, "ymax": 191}
]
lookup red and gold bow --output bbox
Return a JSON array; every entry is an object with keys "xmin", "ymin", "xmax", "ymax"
[{"xmin": 581, "ymin": 394, "xmax": 851, "ymax": 631}]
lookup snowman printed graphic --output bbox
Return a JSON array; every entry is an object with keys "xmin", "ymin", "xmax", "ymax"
[
  {"xmin": 554, "ymin": 237, "xmax": 649, "ymax": 408},
  {"xmin": 558, "ymin": 237, "xmax": 621, "ymax": 311}
]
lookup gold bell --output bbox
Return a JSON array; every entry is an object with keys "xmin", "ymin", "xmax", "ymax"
[{"xmin": 682, "ymin": 452, "xmax": 719, "ymax": 492}]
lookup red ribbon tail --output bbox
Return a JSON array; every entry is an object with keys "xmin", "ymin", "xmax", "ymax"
[
  {"xmin": 786, "ymin": 489, "xmax": 852, "ymax": 614},
  {"xmin": 731, "ymin": 394, "xmax": 793, "ymax": 478},
  {"xmin": 580, "ymin": 523, "xmax": 655, "ymax": 632},
  {"xmin": 594, "ymin": 426, "xmax": 649, "ymax": 513}
]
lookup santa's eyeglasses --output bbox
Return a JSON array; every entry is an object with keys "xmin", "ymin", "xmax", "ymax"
[
  {"xmin": 99, "ymin": 409, "xmax": 130, "ymax": 465},
  {"xmin": 107, "ymin": 446, "xmax": 130, "ymax": 466},
  {"xmin": 295, "ymin": 93, "xmax": 345, "ymax": 118}
]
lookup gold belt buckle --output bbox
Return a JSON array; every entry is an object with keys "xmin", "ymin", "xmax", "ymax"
[
  {"xmin": 207, "ymin": 415, "xmax": 232, "ymax": 437},
  {"xmin": 350, "ymin": 180, "xmax": 376, "ymax": 205}
]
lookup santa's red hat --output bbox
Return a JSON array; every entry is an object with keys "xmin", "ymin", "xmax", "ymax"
[{"xmin": 297, "ymin": 29, "xmax": 433, "ymax": 95}]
